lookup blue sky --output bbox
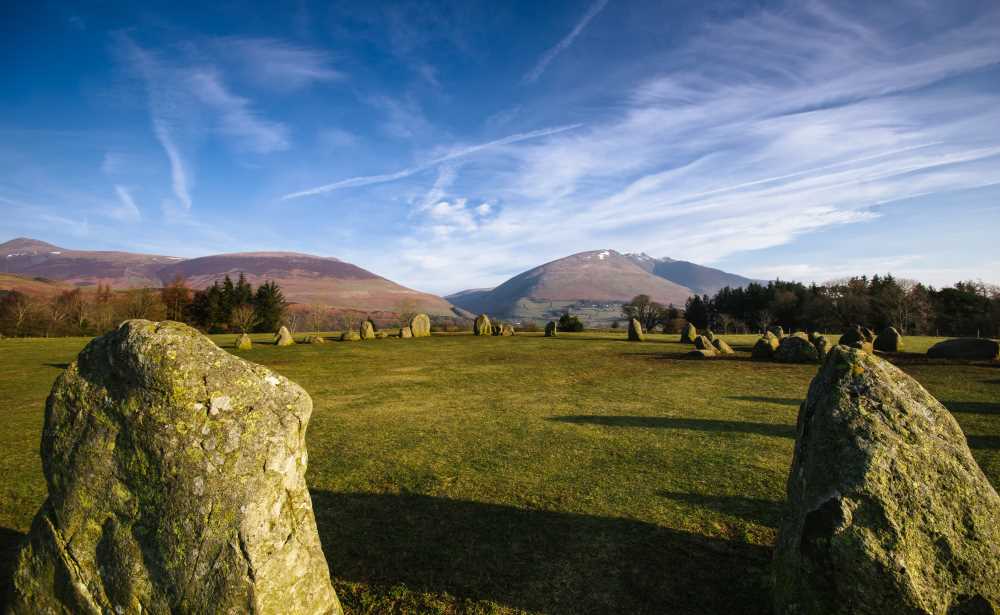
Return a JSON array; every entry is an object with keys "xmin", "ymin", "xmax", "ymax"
[{"xmin": 2, "ymin": 0, "xmax": 999, "ymax": 294}]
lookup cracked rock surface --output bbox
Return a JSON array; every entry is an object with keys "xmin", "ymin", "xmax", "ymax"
[
  {"xmin": 774, "ymin": 345, "xmax": 1000, "ymax": 614},
  {"xmin": 7, "ymin": 320, "xmax": 341, "ymax": 614}
]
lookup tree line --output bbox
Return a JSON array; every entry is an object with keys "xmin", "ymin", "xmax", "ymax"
[
  {"xmin": 623, "ymin": 275, "xmax": 999, "ymax": 336},
  {"xmin": 0, "ymin": 274, "xmax": 289, "ymax": 337}
]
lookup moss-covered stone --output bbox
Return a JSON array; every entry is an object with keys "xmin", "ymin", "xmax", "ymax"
[
  {"xmin": 752, "ymin": 334, "xmax": 779, "ymax": 360},
  {"xmin": 235, "ymin": 333, "xmax": 252, "ymax": 350},
  {"xmin": 873, "ymin": 326, "xmax": 903, "ymax": 352},
  {"xmin": 711, "ymin": 338, "xmax": 734, "ymax": 355},
  {"xmin": 7, "ymin": 320, "xmax": 341, "ymax": 614},
  {"xmin": 774, "ymin": 336, "xmax": 819, "ymax": 363},
  {"xmin": 767, "ymin": 325, "xmax": 785, "ymax": 339},
  {"xmin": 693, "ymin": 335, "xmax": 713, "ymax": 350},
  {"xmin": 409, "ymin": 313, "xmax": 431, "ymax": 338},
  {"xmin": 927, "ymin": 337, "xmax": 999, "ymax": 360},
  {"xmin": 628, "ymin": 318, "xmax": 644, "ymax": 342},
  {"xmin": 274, "ymin": 326, "xmax": 295, "ymax": 346},
  {"xmin": 473, "ymin": 314, "xmax": 491, "ymax": 336},
  {"xmin": 544, "ymin": 321, "xmax": 557, "ymax": 337},
  {"xmin": 773, "ymin": 345, "xmax": 1000, "ymax": 615},
  {"xmin": 679, "ymin": 323, "xmax": 697, "ymax": 344}
]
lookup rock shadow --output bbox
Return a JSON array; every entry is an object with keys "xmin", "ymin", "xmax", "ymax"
[
  {"xmin": 310, "ymin": 491, "xmax": 771, "ymax": 615},
  {"xmin": 967, "ymin": 435, "xmax": 1000, "ymax": 450},
  {"xmin": 944, "ymin": 401, "xmax": 1000, "ymax": 416},
  {"xmin": 0, "ymin": 527, "xmax": 25, "ymax": 610},
  {"xmin": 548, "ymin": 415, "xmax": 795, "ymax": 439},
  {"xmin": 657, "ymin": 491, "xmax": 784, "ymax": 528},
  {"xmin": 727, "ymin": 396, "xmax": 802, "ymax": 407},
  {"xmin": 42, "ymin": 362, "xmax": 69, "ymax": 370}
]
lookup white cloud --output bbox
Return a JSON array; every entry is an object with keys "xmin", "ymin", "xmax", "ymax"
[
  {"xmin": 214, "ymin": 37, "xmax": 343, "ymax": 90},
  {"xmin": 152, "ymin": 119, "xmax": 193, "ymax": 211},
  {"xmin": 524, "ymin": 0, "xmax": 609, "ymax": 83},
  {"xmin": 112, "ymin": 185, "xmax": 142, "ymax": 222},
  {"xmin": 187, "ymin": 70, "xmax": 289, "ymax": 153}
]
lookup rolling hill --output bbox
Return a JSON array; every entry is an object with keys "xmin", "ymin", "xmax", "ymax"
[
  {"xmin": 625, "ymin": 253, "xmax": 757, "ymax": 296},
  {"xmin": 0, "ymin": 238, "xmax": 455, "ymax": 316},
  {"xmin": 446, "ymin": 250, "xmax": 693, "ymax": 323}
]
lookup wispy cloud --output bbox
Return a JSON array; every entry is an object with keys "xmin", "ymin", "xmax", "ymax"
[
  {"xmin": 523, "ymin": 0, "xmax": 609, "ymax": 83},
  {"xmin": 187, "ymin": 70, "xmax": 289, "ymax": 153},
  {"xmin": 152, "ymin": 119, "xmax": 193, "ymax": 211},
  {"xmin": 281, "ymin": 123, "xmax": 583, "ymax": 200},
  {"xmin": 112, "ymin": 185, "xmax": 142, "ymax": 222},
  {"xmin": 214, "ymin": 37, "xmax": 343, "ymax": 90}
]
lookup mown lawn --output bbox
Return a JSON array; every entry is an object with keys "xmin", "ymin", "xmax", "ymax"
[{"xmin": 1, "ymin": 331, "xmax": 997, "ymax": 614}]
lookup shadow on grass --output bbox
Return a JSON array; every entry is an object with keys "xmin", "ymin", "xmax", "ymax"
[
  {"xmin": 967, "ymin": 435, "xmax": 1000, "ymax": 450},
  {"xmin": 0, "ymin": 527, "xmax": 25, "ymax": 610},
  {"xmin": 726, "ymin": 395, "xmax": 802, "ymax": 407},
  {"xmin": 548, "ymin": 415, "xmax": 795, "ymax": 438},
  {"xmin": 944, "ymin": 401, "xmax": 1000, "ymax": 416},
  {"xmin": 42, "ymin": 362, "xmax": 69, "ymax": 370},
  {"xmin": 657, "ymin": 491, "xmax": 784, "ymax": 528},
  {"xmin": 311, "ymin": 491, "xmax": 771, "ymax": 615}
]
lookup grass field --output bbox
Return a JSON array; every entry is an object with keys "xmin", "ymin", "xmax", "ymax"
[{"xmin": 1, "ymin": 331, "xmax": 997, "ymax": 614}]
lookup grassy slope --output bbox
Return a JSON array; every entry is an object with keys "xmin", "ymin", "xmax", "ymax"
[{"xmin": 0, "ymin": 332, "xmax": 997, "ymax": 614}]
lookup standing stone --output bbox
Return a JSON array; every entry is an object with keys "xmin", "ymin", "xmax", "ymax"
[
  {"xmin": 927, "ymin": 337, "xmax": 1000, "ymax": 360},
  {"xmin": 275, "ymin": 325, "xmax": 295, "ymax": 346},
  {"xmin": 492, "ymin": 323, "xmax": 503, "ymax": 336},
  {"xmin": 473, "ymin": 314, "xmax": 492, "ymax": 336},
  {"xmin": 693, "ymin": 335, "xmax": 714, "ymax": 351},
  {"xmin": 340, "ymin": 331, "xmax": 361, "ymax": 342},
  {"xmin": 235, "ymin": 333, "xmax": 253, "ymax": 350},
  {"xmin": 7, "ymin": 320, "xmax": 341, "ymax": 614},
  {"xmin": 813, "ymin": 335, "xmax": 830, "ymax": 360},
  {"xmin": 767, "ymin": 325, "xmax": 785, "ymax": 339},
  {"xmin": 680, "ymin": 323, "xmax": 697, "ymax": 344},
  {"xmin": 774, "ymin": 346, "xmax": 1000, "ymax": 615},
  {"xmin": 628, "ymin": 318, "xmax": 644, "ymax": 342},
  {"xmin": 304, "ymin": 334, "xmax": 326, "ymax": 344},
  {"xmin": 500, "ymin": 324, "xmax": 515, "ymax": 336},
  {"xmin": 873, "ymin": 326, "xmax": 903, "ymax": 352},
  {"xmin": 704, "ymin": 330, "xmax": 716, "ymax": 342},
  {"xmin": 774, "ymin": 336, "xmax": 820, "ymax": 363},
  {"xmin": 752, "ymin": 333, "xmax": 780, "ymax": 360},
  {"xmin": 400, "ymin": 326, "xmax": 413, "ymax": 339},
  {"xmin": 544, "ymin": 321, "xmax": 557, "ymax": 337},
  {"xmin": 359, "ymin": 319, "xmax": 375, "ymax": 340},
  {"xmin": 409, "ymin": 313, "xmax": 431, "ymax": 338},
  {"xmin": 838, "ymin": 326, "xmax": 873, "ymax": 353},
  {"xmin": 711, "ymin": 338, "xmax": 735, "ymax": 355}
]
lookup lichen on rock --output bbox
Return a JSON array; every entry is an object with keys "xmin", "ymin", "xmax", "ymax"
[
  {"xmin": 628, "ymin": 318, "xmax": 644, "ymax": 342},
  {"xmin": 409, "ymin": 313, "xmax": 431, "ymax": 338},
  {"xmin": 773, "ymin": 345, "xmax": 1000, "ymax": 614},
  {"xmin": 473, "ymin": 314, "xmax": 491, "ymax": 336},
  {"xmin": 7, "ymin": 320, "xmax": 341, "ymax": 614}
]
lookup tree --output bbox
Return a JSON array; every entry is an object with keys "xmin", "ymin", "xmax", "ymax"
[
  {"xmin": 253, "ymin": 281, "xmax": 286, "ymax": 332},
  {"xmin": 230, "ymin": 303, "xmax": 258, "ymax": 334},
  {"xmin": 684, "ymin": 295, "xmax": 710, "ymax": 329},
  {"xmin": 306, "ymin": 304, "xmax": 329, "ymax": 333},
  {"xmin": 558, "ymin": 312, "xmax": 584, "ymax": 332},
  {"xmin": 118, "ymin": 288, "xmax": 167, "ymax": 321},
  {"xmin": 622, "ymin": 294, "xmax": 668, "ymax": 332},
  {"xmin": 0, "ymin": 291, "xmax": 35, "ymax": 336},
  {"xmin": 161, "ymin": 275, "xmax": 192, "ymax": 322},
  {"xmin": 395, "ymin": 298, "xmax": 418, "ymax": 327}
]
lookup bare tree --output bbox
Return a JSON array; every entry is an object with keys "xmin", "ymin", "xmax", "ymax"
[
  {"xmin": 338, "ymin": 311, "xmax": 358, "ymax": 333},
  {"xmin": 230, "ymin": 303, "xmax": 258, "ymax": 334},
  {"xmin": 306, "ymin": 304, "xmax": 328, "ymax": 333},
  {"xmin": 285, "ymin": 311, "xmax": 301, "ymax": 333},
  {"xmin": 118, "ymin": 288, "xmax": 167, "ymax": 321},
  {"xmin": 395, "ymin": 298, "xmax": 418, "ymax": 327}
]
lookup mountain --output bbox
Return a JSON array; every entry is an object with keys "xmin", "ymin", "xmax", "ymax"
[
  {"xmin": 626, "ymin": 253, "xmax": 757, "ymax": 296},
  {"xmin": 446, "ymin": 250, "xmax": 692, "ymax": 323},
  {"xmin": 0, "ymin": 238, "xmax": 455, "ymax": 315}
]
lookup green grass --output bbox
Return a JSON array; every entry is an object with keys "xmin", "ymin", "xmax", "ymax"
[{"xmin": 1, "ymin": 331, "xmax": 998, "ymax": 614}]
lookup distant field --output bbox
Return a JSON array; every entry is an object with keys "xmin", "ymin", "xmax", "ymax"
[{"xmin": 1, "ymin": 331, "xmax": 997, "ymax": 614}]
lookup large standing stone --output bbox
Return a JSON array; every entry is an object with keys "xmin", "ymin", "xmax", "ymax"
[
  {"xmin": 873, "ymin": 326, "xmax": 903, "ymax": 352},
  {"xmin": 400, "ymin": 326, "xmax": 413, "ymax": 339},
  {"xmin": 838, "ymin": 326, "xmax": 873, "ymax": 353},
  {"xmin": 500, "ymin": 324, "xmax": 515, "ymax": 336},
  {"xmin": 774, "ymin": 336, "xmax": 820, "ymax": 363},
  {"xmin": 544, "ymin": 321, "xmax": 557, "ymax": 337},
  {"xmin": 274, "ymin": 325, "xmax": 295, "ymax": 346},
  {"xmin": 767, "ymin": 325, "xmax": 785, "ymax": 339},
  {"xmin": 927, "ymin": 338, "xmax": 1000, "ymax": 360},
  {"xmin": 628, "ymin": 318, "xmax": 644, "ymax": 341},
  {"xmin": 409, "ymin": 313, "xmax": 431, "ymax": 338},
  {"xmin": 680, "ymin": 323, "xmax": 697, "ymax": 344},
  {"xmin": 235, "ymin": 333, "xmax": 252, "ymax": 350},
  {"xmin": 693, "ymin": 335, "xmax": 714, "ymax": 351},
  {"xmin": 7, "ymin": 320, "xmax": 340, "ymax": 614},
  {"xmin": 473, "ymin": 314, "xmax": 492, "ymax": 336},
  {"xmin": 359, "ymin": 319, "xmax": 375, "ymax": 340},
  {"xmin": 304, "ymin": 334, "xmax": 326, "ymax": 344},
  {"xmin": 773, "ymin": 346, "xmax": 1000, "ymax": 615}
]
